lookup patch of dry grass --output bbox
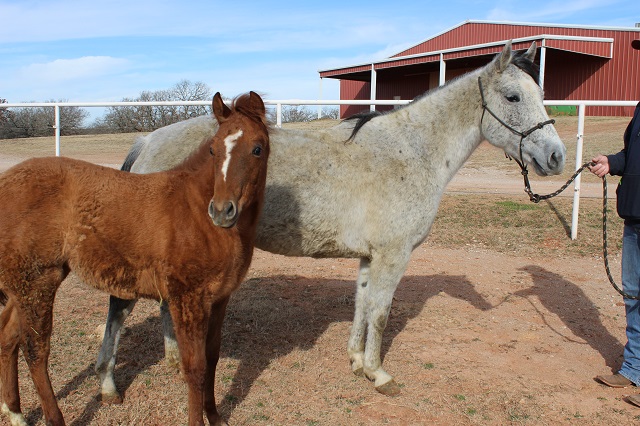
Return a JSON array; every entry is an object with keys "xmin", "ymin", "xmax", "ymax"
[{"xmin": 431, "ymin": 194, "xmax": 623, "ymax": 258}]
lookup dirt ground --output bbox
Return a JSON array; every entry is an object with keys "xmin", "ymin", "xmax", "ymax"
[{"xmin": 1, "ymin": 116, "xmax": 639, "ymax": 425}]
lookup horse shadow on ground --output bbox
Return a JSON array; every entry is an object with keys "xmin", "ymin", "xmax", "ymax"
[
  {"xmin": 515, "ymin": 265, "xmax": 624, "ymax": 370},
  {"xmin": 29, "ymin": 264, "xmax": 623, "ymax": 424},
  {"xmin": 200, "ymin": 273, "xmax": 492, "ymax": 418},
  {"xmin": 38, "ymin": 273, "xmax": 491, "ymax": 424}
]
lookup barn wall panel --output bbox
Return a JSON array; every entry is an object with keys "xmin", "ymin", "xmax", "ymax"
[{"xmin": 340, "ymin": 80, "xmax": 370, "ymax": 117}]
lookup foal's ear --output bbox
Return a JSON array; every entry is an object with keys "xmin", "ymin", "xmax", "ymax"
[
  {"xmin": 212, "ymin": 92, "xmax": 232, "ymax": 124},
  {"xmin": 524, "ymin": 41, "xmax": 537, "ymax": 62},
  {"xmin": 243, "ymin": 91, "xmax": 266, "ymax": 117},
  {"xmin": 496, "ymin": 40, "xmax": 513, "ymax": 72}
]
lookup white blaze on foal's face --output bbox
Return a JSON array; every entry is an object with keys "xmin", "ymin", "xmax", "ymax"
[{"xmin": 222, "ymin": 129, "xmax": 243, "ymax": 181}]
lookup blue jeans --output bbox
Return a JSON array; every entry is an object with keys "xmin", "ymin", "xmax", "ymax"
[{"xmin": 619, "ymin": 224, "xmax": 640, "ymax": 385}]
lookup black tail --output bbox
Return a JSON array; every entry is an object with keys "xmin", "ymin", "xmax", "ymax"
[{"xmin": 120, "ymin": 136, "xmax": 146, "ymax": 172}]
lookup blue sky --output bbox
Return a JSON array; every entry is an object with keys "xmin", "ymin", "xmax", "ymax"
[{"xmin": 1, "ymin": 0, "xmax": 638, "ymax": 122}]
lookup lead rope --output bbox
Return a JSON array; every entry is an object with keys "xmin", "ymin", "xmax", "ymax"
[
  {"xmin": 522, "ymin": 163, "xmax": 640, "ymax": 300},
  {"xmin": 600, "ymin": 176, "xmax": 640, "ymax": 300}
]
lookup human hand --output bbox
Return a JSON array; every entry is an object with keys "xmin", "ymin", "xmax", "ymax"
[{"xmin": 589, "ymin": 154, "xmax": 610, "ymax": 178}]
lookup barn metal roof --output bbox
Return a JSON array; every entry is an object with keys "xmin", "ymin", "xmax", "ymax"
[{"xmin": 319, "ymin": 20, "xmax": 638, "ymax": 79}]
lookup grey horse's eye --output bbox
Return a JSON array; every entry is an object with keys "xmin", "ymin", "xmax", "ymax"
[{"xmin": 506, "ymin": 94, "xmax": 521, "ymax": 103}]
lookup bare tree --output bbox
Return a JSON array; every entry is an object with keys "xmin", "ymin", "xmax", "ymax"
[
  {"xmin": 321, "ymin": 107, "xmax": 339, "ymax": 120},
  {"xmin": 96, "ymin": 80, "xmax": 213, "ymax": 133},
  {"xmin": 281, "ymin": 105, "xmax": 316, "ymax": 123},
  {"xmin": 0, "ymin": 99, "xmax": 8, "ymax": 124},
  {"xmin": 0, "ymin": 100, "xmax": 88, "ymax": 139}
]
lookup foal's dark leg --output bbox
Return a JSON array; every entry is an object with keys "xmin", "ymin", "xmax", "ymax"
[
  {"xmin": 160, "ymin": 301, "xmax": 180, "ymax": 367},
  {"xmin": 204, "ymin": 297, "xmax": 230, "ymax": 426},
  {"xmin": 95, "ymin": 295, "xmax": 137, "ymax": 404},
  {"xmin": 0, "ymin": 301, "xmax": 26, "ymax": 426}
]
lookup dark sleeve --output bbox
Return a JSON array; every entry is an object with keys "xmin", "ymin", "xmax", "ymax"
[
  {"xmin": 606, "ymin": 111, "xmax": 636, "ymax": 176},
  {"xmin": 607, "ymin": 150, "xmax": 626, "ymax": 176}
]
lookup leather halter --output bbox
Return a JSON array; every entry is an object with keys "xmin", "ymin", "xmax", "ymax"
[{"xmin": 478, "ymin": 77, "xmax": 556, "ymax": 202}]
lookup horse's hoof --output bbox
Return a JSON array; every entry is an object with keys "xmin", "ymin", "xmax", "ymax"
[
  {"xmin": 352, "ymin": 366, "xmax": 364, "ymax": 377},
  {"xmin": 99, "ymin": 393, "xmax": 123, "ymax": 405},
  {"xmin": 2, "ymin": 403, "xmax": 28, "ymax": 426},
  {"xmin": 375, "ymin": 379, "xmax": 401, "ymax": 397}
]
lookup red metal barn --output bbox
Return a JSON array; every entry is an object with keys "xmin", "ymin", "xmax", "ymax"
[{"xmin": 319, "ymin": 21, "xmax": 640, "ymax": 117}]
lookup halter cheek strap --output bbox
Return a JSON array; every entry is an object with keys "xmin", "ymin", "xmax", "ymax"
[{"xmin": 478, "ymin": 77, "xmax": 556, "ymax": 202}]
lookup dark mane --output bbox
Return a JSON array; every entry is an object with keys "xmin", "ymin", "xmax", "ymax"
[
  {"xmin": 343, "ymin": 84, "xmax": 444, "ymax": 142},
  {"xmin": 512, "ymin": 49, "xmax": 540, "ymax": 85},
  {"xmin": 343, "ymin": 110, "xmax": 383, "ymax": 142}
]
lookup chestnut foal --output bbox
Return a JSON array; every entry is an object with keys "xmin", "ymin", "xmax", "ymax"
[{"xmin": 0, "ymin": 91, "xmax": 269, "ymax": 426}]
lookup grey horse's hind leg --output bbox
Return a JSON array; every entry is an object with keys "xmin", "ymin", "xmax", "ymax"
[
  {"xmin": 96, "ymin": 296, "xmax": 137, "ymax": 404},
  {"xmin": 160, "ymin": 301, "xmax": 180, "ymax": 367},
  {"xmin": 359, "ymin": 249, "xmax": 411, "ymax": 396}
]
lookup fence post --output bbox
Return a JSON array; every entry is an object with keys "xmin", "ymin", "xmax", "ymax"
[
  {"xmin": 276, "ymin": 103, "xmax": 282, "ymax": 128},
  {"xmin": 318, "ymin": 78, "xmax": 323, "ymax": 120},
  {"xmin": 570, "ymin": 103, "xmax": 586, "ymax": 240},
  {"xmin": 54, "ymin": 104, "xmax": 61, "ymax": 156}
]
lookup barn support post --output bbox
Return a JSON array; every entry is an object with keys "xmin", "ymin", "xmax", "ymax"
[
  {"xmin": 370, "ymin": 65, "xmax": 377, "ymax": 111},
  {"xmin": 570, "ymin": 103, "xmax": 586, "ymax": 240},
  {"xmin": 539, "ymin": 39, "xmax": 547, "ymax": 89},
  {"xmin": 439, "ymin": 53, "xmax": 446, "ymax": 86},
  {"xmin": 54, "ymin": 104, "xmax": 61, "ymax": 156}
]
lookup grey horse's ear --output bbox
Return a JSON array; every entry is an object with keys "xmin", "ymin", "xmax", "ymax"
[
  {"xmin": 524, "ymin": 41, "xmax": 537, "ymax": 62},
  {"xmin": 496, "ymin": 40, "xmax": 513, "ymax": 72},
  {"xmin": 212, "ymin": 92, "xmax": 232, "ymax": 124}
]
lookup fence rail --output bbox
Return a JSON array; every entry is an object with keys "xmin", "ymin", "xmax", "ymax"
[{"xmin": 1, "ymin": 99, "xmax": 637, "ymax": 239}]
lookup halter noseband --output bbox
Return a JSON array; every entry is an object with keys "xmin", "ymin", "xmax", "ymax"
[{"xmin": 478, "ymin": 77, "xmax": 556, "ymax": 202}]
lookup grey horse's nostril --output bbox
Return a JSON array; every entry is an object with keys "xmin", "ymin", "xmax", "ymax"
[{"xmin": 549, "ymin": 151, "xmax": 563, "ymax": 168}]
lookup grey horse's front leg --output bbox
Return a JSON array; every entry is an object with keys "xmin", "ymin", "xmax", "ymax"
[
  {"xmin": 160, "ymin": 301, "xmax": 180, "ymax": 367},
  {"xmin": 353, "ymin": 250, "xmax": 410, "ymax": 396},
  {"xmin": 96, "ymin": 296, "xmax": 137, "ymax": 404},
  {"xmin": 347, "ymin": 258, "xmax": 370, "ymax": 377}
]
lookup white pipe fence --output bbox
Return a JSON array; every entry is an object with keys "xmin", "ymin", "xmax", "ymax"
[{"xmin": 0, "ymin": 99, "xmax": 637, "ymax": 239}]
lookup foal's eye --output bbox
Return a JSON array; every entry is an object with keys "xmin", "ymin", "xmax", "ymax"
[
  {"xmin": 252, "ymin": 146, "xmax": 263, "ymax": 157},
  {"xmin": 506, "ymin": 94, "xmax": 521, "ymax": 103},
  {"xmin": 209, "ymin": 147, "xmax": 214, "ymax": 156}
]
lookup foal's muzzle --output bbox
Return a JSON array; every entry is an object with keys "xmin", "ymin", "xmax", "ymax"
[{"xmin": 209, "ymin": 200, "xmax": 238, "ymax": 228}]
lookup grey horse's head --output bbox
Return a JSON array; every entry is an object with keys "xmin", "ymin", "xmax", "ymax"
[{"xmin": 479, "ymin": 41, "xmax": 566, "ymax": 176}]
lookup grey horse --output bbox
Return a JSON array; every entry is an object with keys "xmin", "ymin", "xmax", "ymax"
[{"xmin": 95, "ymin": 41, "xmax": 566, "ymax": 401}]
